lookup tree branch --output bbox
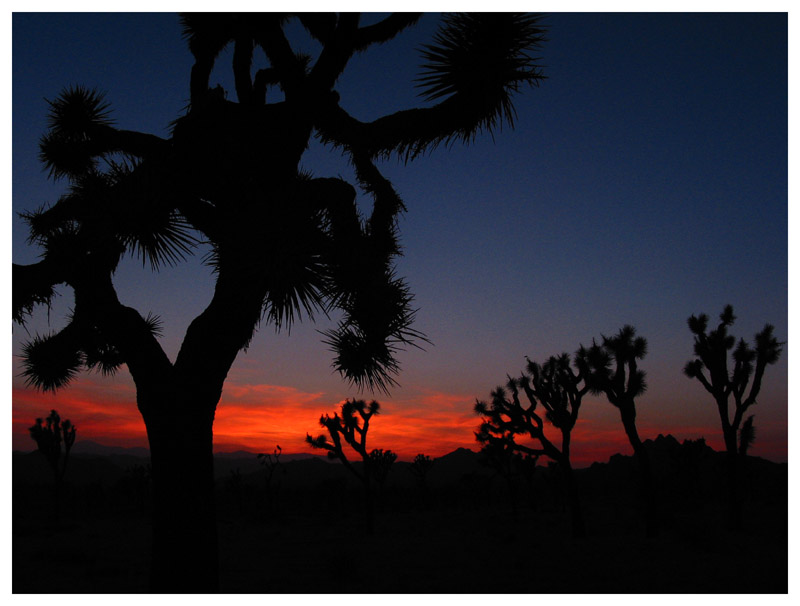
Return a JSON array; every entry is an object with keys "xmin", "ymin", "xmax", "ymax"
[
  {"xmin": 352, "ymin": 14, "xmax": 422, "ymax": 51},
  {"xmin": 93, "ymin": 125, "xmax": 169, "ymax": 159},
  {"xmin": 70, "ymin": 267, "xmax": 173, "ymax": 401},
  {"xmin": 254, "ymin": 17, "xmax": 305, "ymax": 98},
  {"xmin": 308, "ymin": 13, "xmax": 360, "ymax": 92}
]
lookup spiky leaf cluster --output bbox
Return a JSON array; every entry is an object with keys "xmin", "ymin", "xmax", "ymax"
[
  {"xmin": 20, "ymin": 310, "xmax": 162, "ymax": 392},
  {"xmin": 576, "ymin": 325, "xmax": 648, "ymax": 408},
  {"xmin": 39, "ymin": 87, "xmax": 114, "ymax": 180},
  {"xmin": 21, "ymin": 331, "xmax": 84, "ymax": 392},
  {"xmin": 417, "ymin": 13, "xmax": 545, "ymax": 129},
  {"xmin": 738, "ymin": 415, "xmax": 756, "ymax": 456}
]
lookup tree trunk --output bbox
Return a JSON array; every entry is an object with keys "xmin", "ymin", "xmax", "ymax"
[
  {"xmin": 723, "ymin": 429, "xmax": 743, "ymax": 530},
  {"xmin": 620, "ymin": 408, "xmax": 658, "ymax": 538},
  {"xmin": 144, "ymin": 401, "xmax": 219, "ymax": 593}
]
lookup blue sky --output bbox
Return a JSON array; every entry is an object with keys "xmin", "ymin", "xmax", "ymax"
[{"xmin": 9, "ymin": 10, "xmax": 789, "ymax": 463}]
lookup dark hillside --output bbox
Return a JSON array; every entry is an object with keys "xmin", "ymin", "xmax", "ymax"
[{"xmin": 13, "ymin": 435, "xmax": 787, "ymax": 593}]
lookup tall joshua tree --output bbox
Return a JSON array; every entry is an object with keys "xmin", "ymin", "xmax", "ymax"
[
  {"xmin": 13, "ymin": 13, "xmax": 546, "ymax": 591},
  {"xmin": 29, "ymin": 409, "xmax": 76, "ymax": 525},
  {"xmin": 475, "ymin": 353, "xmax": 589, "ymax": 538},
  {"xmin": 684, "ymin": 304, "xmax": 782, "ymax": 528},
  {"xmin": 306, "ymin": 399, "xmax": 396, "ymax": 534},
  {"xmin": 578, "ymin": 325, "xmax": 657, "ymax": 537}
]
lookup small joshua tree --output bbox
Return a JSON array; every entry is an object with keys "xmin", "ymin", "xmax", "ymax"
[
  {"xmin": 577, "ymin": 325, "xmax": 657, "ymax": 537},
  {"xmin": 257, "ymin": 445, "xmax": 284, "ymax": 513},
  {"xmin": 368, "ymin": 448, "xmax": 397, "ymax": 510},
  {"xmin": 410, "ymin": 453, "xmax": 434, "ymax": 481},
  {"xmin": 477, "ymin": 437, "xmax": 538, "ymax": 519},
  {"xmin": 684, "ymin": 305, "xmax": 782, "ymax": 528},
  {"xmin": 475, "ymin": 353, "xmax": 589, "ymax": 538},
  {"xmin": 409, "ymin": 453, "xmax": 435, "ymax": 509},
  {"xmin": 306, "ymin": 399, "xmax": 395, "ymax": 534},
  {"xmin": 28, "ymin": 409, "xmax": 76, "ymax": 524},
  {"xmin": 369, "ymin": 448, "xmax": 396, "ymax": 484}
]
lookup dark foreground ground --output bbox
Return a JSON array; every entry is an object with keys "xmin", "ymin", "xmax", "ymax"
[{"xmin": 13, "ymin": 437, "xmax": 788, "ymax": 593}]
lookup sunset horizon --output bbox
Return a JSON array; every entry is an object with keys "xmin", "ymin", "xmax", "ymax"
[{"xmin": 12, "ymin": 372, "xmax": 788, "ymax": 467}]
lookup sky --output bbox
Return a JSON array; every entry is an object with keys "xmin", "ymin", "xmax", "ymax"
[{"xmin": 9, "ymin": 9, "xmax": 789, "ymax": 466}]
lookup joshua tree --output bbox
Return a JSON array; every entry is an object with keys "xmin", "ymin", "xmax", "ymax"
[
  {"xmin": 409, "ymin": 453, "xmax": 435, "ymax": 509},
  {"xmin": 684, "ymin": 305, "xmax": 782, "ymax": 528},
  {"xmin": 475, "ymin": 352, "xmax": 589, "ymax": 538},
  {"xmin": 477, "ymin": 437, "xmax": 538, "ymax": 518},
  {"xmin": 13, "ymin": 13, "xmax": 545, "ymax": 591},
  {"xmin": 368, "ymin": 448, "xmax": 397, "ymax": 505},
  {"xmin": 410, "ymin": 453, "xmax": 434, "ymax": 481},
  {"xmin": 28, "ymin": 409, "xmax": 76, "ymax": 524},
  {"xmin": 306, "ymin": 399, "xmax": 397, "ymax": 533},
  {"xmin": 257, "ymin": 445, "xmax": 284, "ymax": 513},
  {"xmin": 577, "ymin": 325, "xmax": 657, "ymax": 537}
]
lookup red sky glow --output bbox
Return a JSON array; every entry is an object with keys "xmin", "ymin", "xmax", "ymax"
[{"xmin": 12, "ymin": 373, "xmax": 788, "ymax": 467}]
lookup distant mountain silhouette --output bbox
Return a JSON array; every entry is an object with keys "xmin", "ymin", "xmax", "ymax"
[
  {"xmin": 71, "ymin": 439, "xmax": 151, "ymax": 458},
  {"xmin": 13, "ymin": 436, "xmax": 786, "ymax": 496}
]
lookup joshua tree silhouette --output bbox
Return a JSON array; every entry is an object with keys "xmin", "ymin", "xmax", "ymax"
[
  {"xmin": 577, "ymin": 325, "xmax": 657, "ymax": 537},
  {"xmin": 684, "ymin": 305, "xmax": 782, "ymax": 528},
  {"xmin": 477, "ymin": 437, "xmax": 538, "ymax": 519},
  {"xmin": 410, "ymin": 453, "xmax": 434, "ymax": 481},
  {"xmin": 368, "ymin": 447, "xmax": 397, "ymax": 507},
  {"xmin": 28, "ymin": 409, "xmax": 76, "ymax": 525},
  {"xmin": 409, "ymin": 453, "xmax": 435, "ymax": 509},
  {"xmin": 475, "ymin": 353, "xmax": 589, "ymax": 538},
  {"xmin": 306, "ymin": 399, "xmax": 397, "ymax": 534},
  {"xmin": 13, "ymin": 12, "xmax": 545, "ymax": 591}
]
